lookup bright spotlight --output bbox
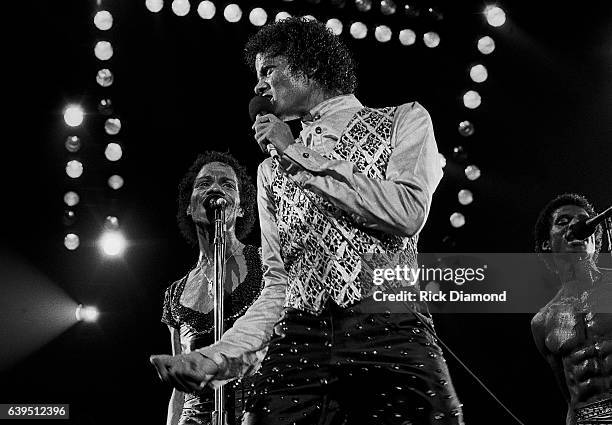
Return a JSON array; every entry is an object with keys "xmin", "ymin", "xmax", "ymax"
[
  {"xmin": 458, "ymin": 189, "xmax": 474, "ymax": 205},
  {"xmin": 399, "ymin": 29, "xmax": 416, "ymax": 46},
  {"xmin": 105, "ymin": 118, "xmax": 122, "ymax": 135},
  {"xmin": 458, "ymin": 120, "xmax": 474, "ymax": 137},
  {"xmin": 477, "ymin": 36, "xmax": 495, "ymax": 54},
  {"xmin": 64, "ymin": 191, "xmax": 80, "ymax": 206},
  {"xmin": 108, "ymin": 175, "xmax": 124, "ymax": 190},
  {"xmin": 99, "ymin": 230, "xmax": 127, "ymax": 256},
  {"xmin": 64, "ymin": 105, "xmax": 84, "ymax": 127},
  {"xmin": 76, "ymin": 304, "xmax": 99, "ymax": 322},
  {"xmin": 423, "ymin": 31, "xmax": 440, "ymax": 48},
  {"xmin": 96, "ymin": 68, "xmax": 114, "ymax": 87},
  {"xmin": 374, "ymin": 25, "xmax": 392, "ymax": 43},
  {"xmin": 326, "ymin": 18, "xmax": 343, "ymax": 35},
  {"xmin": 275, "ymin": 11, "xmax": 291, "ymax": 22},
  {"xmin": 354, "ymin": 0, "xmax": 372, "ymax": 12},
  {"xmin": 380, "ymin": 0, "xmax": 396, "ymax": 15},
  {"xmin": 249, "ymin": 8, "xmax": 267, "ymax": 26},
  {"xmin": 104, "ymin": 143, "xmax": 123, "ymax": 161},
  {"xmin": 197, "ymin": 1, "xmax": 215, "ymax": 19},
  {"xmin": 65, "ymin": 136, "xmax": 81, "ymax": 153},
  {"xmin": 94, "ymin": 10, "xmax": 113, "ymax": 31},
  {"xmin": 66, "ymin": 160, "xmax": 83, "ymax": 179},
  {"xmin": 450, "ymin": 212, "xmax": 466, "ymax": 228},
  {"xmin": 470, "ymin": 64, "xmax": 488, "ymax": 83},
  {"xmin": 465, "ymin": 165, "xmax": 481, "ymax": 181},
  {"xmin": 224, "ymin": 4, "xmax": 242, "ymax": 22},
  {"xmin": 64, "ymin": 233, "xmax": 80, "ymax": 250},
  {"xmin": 350, "ymin": 22, "xmax": 367, "ymax": 39},
  {"xmin": 484, "ymin": 5, "xmax": 506, "ymax": 27},
  {"xmin": 145, "ymin": 0, "xmax": 164, "ymax": 13},
  {"xmin": 463, "ymin": 90, "xmax": 481, "ymax": 109},
  {"xmin": 172, "ymin": 0, "xmax": 190, "ymax": 16},
  {"xmin": 94, "ymin": 41, "xmax": 113, "ymax": 61}
]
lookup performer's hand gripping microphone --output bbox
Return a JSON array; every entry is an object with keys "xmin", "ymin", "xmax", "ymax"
[{"xmin": 249, "ymin": 95, "xmax": 280, "ymax": 161}]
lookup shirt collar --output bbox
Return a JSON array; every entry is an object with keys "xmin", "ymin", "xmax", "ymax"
[{"xmin": 301, "ymin": 94, "xmax": 363, "ymax": 126}]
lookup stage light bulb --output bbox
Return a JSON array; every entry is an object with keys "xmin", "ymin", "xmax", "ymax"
[
  {"xmin": 64, "ymin": 191, "xmax": 80, "ymax": 206},
  {"xmin": 172, "ymin": 0, "xmax": 190, "ymax": 16},
  {"xmin": 64, "ymin": 233, "xmax": 80, "ymax": 250},
  {"xmin": 64, "ymin": 105, "xmax": 84, "ymax": 127},
  {"xmin": 275, "ymin": 11, "xmax": 291, "ymax": 22},
  {"xmin": 465, "ymin": 165, "xmax": 481, "ymax": 181},
  {"xmin": 458, "ymin": 189, "xmax": 473, "ymax": 205},
  {"xmin": 380, "ymin": 0, "xmax": 396, "ymax": 15},
  {"xmin": 94, "ymin": 10, "xmax": 113, "ymax": 30},
  {"xmin": 197, "ymin": 1, "xmax": 215, "ymax": 19},
  {"xmin": 458, "ymin": 121, "xmax": 474, "ymax": 137},
  {"xmin": 98, "ymin": 98, "xmax": 113, "ymax": 115},
  {"xmin": 355, "ymin": 0, "xmax": 371, "ymax": 12},
  {"xmin": 99, "ymin": 230, "xmax": 127, "ymax": 256},
  {"xmin": 105, "ymin": 216, "xmax": 120, "ymax": 229},
  {"xmin": 146, "ymin": 0, "xmax": 164, "ymax": 13},
  {"xmin": 470, "ymin": 64, "xmax": 488, "ymax": 83},
  {"xmin": 439, "ymin": 153, "xmax": 446, "ymax": 169},
  {"xmin": 477, "ymin": 36, "xmax": 495, "ymax": 54},
  {"xmin": 350, "ymin": 22, "xmax": 367, "ymax": 39},
  {"xmin": 249, "ymin": 7, "xmax": 267, "ymax": 26},
  {"xmin": 105, "ymin": 118, "xmax": 122, "ymax": 135},
  {"xmin": 76, "ymin": 305, "xmax": 99, "ymax": 322},
  {"xmin": 399, "ymin": 29, "xmax": 416, "ymax": 46},
  {"xmin": 450, "ymin": 212, "xmax": 465, "ymax": 228},
  {"xmin": 224, "ymin": 4, "xmax": 242, "ymax": 22},
  {"xmin": 96, "ymin": 68, "xmax": 114, "ymax": 87},
  {"xmin": 303, "ymin": 15, "xmax": 316, "ymax": 21},
  {"xmin": 326, "ymin": 18, "xmax": 343, "ymax": 35},
  {"xmin": 94, "ymin": 41, "xmax": 113, "ymax": 60},
  {"xmin": 485, "ymin": 5, "xmax": 506, "ymax": 27},
  {"xmin": 374, "ymin": 25, "xmax": 392, "ymax": 43},
  {"xmin": 108, "ymin": 175, "xmax": 124, "ymax": 190},
  {"xmin": 66, "ymin": 160, "xmax": 83, "ymax": 179},
  {"xmin": 423, "ymin": 31, "xmax": 440, "ymax": 48},
  {"xmin": 105, "ymin": 143, "xmax": 123, "ymax": 161},
  {"xmin": 65, "ymin": 136, "xmax": 82, "ymax": 153},
  {"xmin": 463, "ymin": 90, "xmax": 481, "ymax": 109}
]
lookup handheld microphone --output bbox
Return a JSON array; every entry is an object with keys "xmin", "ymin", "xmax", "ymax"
[
  {"xmin": 566, "ymin": 205, "xmax": 612, "ymax": 241},
  {"xmin": 248, "ymin": 95, "xmax": 279, "ymax": 160},
  {"xmin": 203, "ymin": 194, "xmax": 228, "ymax": 210}
]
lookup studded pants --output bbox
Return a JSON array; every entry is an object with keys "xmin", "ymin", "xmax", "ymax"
[{"xmin": 244, "ymin": 301, "xmax": 464, "ymax": 425}]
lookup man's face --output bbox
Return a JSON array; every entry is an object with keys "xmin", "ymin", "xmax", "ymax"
[
  {"xmin": 546, "ymin": 205, "xmax": 596, "ymax": 259},
  {"xmin": 188, "ymin": 162, "xmax": 242, "ymax": 229},
  {"xmin": 254, "ymin": 54, "xmax": 310, "ymax": 120}
]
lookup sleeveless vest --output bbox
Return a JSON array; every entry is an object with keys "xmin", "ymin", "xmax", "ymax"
[{"xmin": 271, "ymin": 106, "xmax": 418, "ymax": 314}]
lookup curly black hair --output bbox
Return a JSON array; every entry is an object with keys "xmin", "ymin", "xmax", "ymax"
[
  {"xmin": 534, "ymin": 193, "xmax": 602, "ymax": 266},
  {"xmin": 244, "ymin": 17, "xmax": 357, "ymax": 95},
  {"xmin": 177, "ymin": 151, "xmax": 256, "ymax": 246}
]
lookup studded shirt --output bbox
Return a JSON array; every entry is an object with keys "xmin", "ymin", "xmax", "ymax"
[{"xmin": 198, "ymin": 94, "xmax": 443, "ymax": 384}]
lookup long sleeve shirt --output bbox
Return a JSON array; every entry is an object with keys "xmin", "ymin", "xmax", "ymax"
[{"xmin": 198, "ymin": 94, "xmax": 443, "ymax": 383}]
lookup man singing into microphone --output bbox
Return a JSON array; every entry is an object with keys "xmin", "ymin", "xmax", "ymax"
[
  {"xmin": 532, "ymin": 193, "xmax": 612, "ymax": 424},
  {"xmin": 152, "ymin": 17, "xmax": 463, "ymax": 424}
]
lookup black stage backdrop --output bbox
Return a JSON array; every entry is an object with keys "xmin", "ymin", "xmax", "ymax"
[{"xmin": 2, "ymin": 1, "xmax": 611, "ymax": 424}]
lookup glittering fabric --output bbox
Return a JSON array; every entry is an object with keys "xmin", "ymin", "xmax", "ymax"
[
  {"xmin": 246, "ymin": 303, "xmax": 464, "ymax": 424},
  {"xmin": 161, "ymin": 245, "xmax": 264, "ymax": 425},
  {"xmin": 271, "ymin": 107, "xmax": 418, "ymax": 314},
  {"xmin": 575, "ymin": 396, "xmax": 612, "ymax": 424}
]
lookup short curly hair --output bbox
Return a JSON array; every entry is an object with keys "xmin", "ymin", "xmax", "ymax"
[
  {"xmin": 534, "ymin": 193, "xmax": 602, "ymax": 266},
  {"xmin": 177, "ymin": 151, "xmax": 256, "ymax": 246},
  {"xmin": 244, "ymin": 17, "xmax": 357, "ymax": 95}
]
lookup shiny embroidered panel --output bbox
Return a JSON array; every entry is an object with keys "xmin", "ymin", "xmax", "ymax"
[{"xmin": 271, "ymin": 107, "xmax": 418, "ymax": 314}]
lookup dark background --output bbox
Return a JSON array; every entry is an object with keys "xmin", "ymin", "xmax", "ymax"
[{"xmin": 2, "ymin": 0, "xmax": 611, "ymax": 423}]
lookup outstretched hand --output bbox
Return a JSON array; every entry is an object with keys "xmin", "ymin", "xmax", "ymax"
[{"xmin": 150, "ymin": 352, "xmax": 219, "ymax": 393}]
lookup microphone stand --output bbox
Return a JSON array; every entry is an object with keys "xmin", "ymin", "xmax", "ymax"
[{"xmin": 211, "ymin": 201, "xmax": 229, "ymax": 425}]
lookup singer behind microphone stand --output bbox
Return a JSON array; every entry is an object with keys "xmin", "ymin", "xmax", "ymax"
[
  {"xmin": 531, "ymin": 193, "xmax": 612, "ymax": 425},
  {"xmin": 151, "ymin": 151, "xmax": 263, "ymax": 425}
]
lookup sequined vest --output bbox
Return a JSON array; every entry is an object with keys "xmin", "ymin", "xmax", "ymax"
[{"xmin": 271, "ymin": 106, "xmax": 419, "ymax": 314}]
